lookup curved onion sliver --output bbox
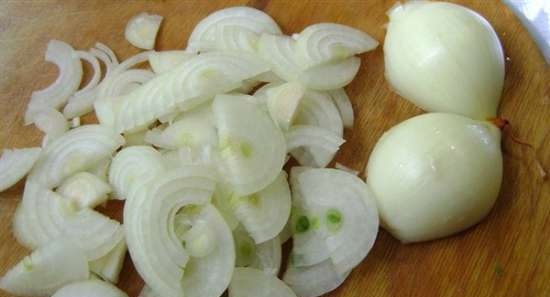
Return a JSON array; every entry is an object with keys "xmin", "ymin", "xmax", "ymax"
[
  {"xmin": 0, "ymin": 147, "xmax": 41, "ymax": 192},
  {"xmin": 13, "ymin": 181, "xmax": 124, "ymax": 260},
  {"xmin": 52, "ymin": 279, "xmax": 127, "ymax": 297},
  {"xmin": 28, "ymin": 125, "xmax": 124, "ymax": 189},
  {"xmin": 187, "ymin": 6, "xmax": 281, "ymax": 53},
  {"xmin": 0, "ymin": 239, "xmax": 89, "ymax": 297},
  {"xmin": 25, "ymin": 40, "xmax": 83, "ymax": 124},
  {"xmin": 229, "ymin": 267, "xmax": 296, "ymax": 297}
]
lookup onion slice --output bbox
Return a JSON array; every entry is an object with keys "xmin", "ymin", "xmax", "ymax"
[
  {"xmin": 109, "ymin": 146, "xmax": 166, "ymax": 200},
  {"xmin": 231, "ymin": 171, "xmax": 291, "ymax": 243},
  {"xmin": 283, "ymin": 260, "xmax": 348, "ymax": 297},
  {"xmin": 25, "ymin": 40, "xmax": 83, "ymax": 124},
  {"xmin": 149, "ymin": 51, "xmax": 196, "ymax": 74},
  {"xmin": 89, "ymin": 239, "xmax": 127, "ymax": 283},
  {"xmin": 187, "ymin": 6, "xmax": 281, "ymax": 53},
  {"xmin": 56, "ymin": 172, "xmax": 112, "ymax": 209},
  {"xmin": 294, "ymin": 23, "xmax": 378, "ymax": 68},
  {"xmin": 233, "ymin": 225, "xmax": 282, "ymax": 275},
  {"xmin": 215, "ymin": 25, "xmax": 259, "ymax": 53},
  {"xmin": 95, "ymin": 52, "xmax": 269, "ymax": 132},
  {"xmin": 144, "ymin": 104, "xmax": 217, "ymax": 150},
  {"xmin": 229, "ymin": 267, "xmax": 297, "ymax": 297},
  {"xmin": 52, "ymin": 280, "xmax": 127, "ymax": 297},
  {"xmin": 258, "ymin": 33, "xmax": 361, "ymax": 90},
  {"xmin": 13, "ymin": 181, "xmax": 124, "ymax": 259},
  {"xmin": 125, "ymin": 167, "xmax": 233, "ymax": 297},
  {"xmin": 213, "ymin": 94, "xmax": 286, "ymax": 195},
  {"xmin": 265, "ymin": 82, "xmax": 304, "ymax": 130},
  {"xmin": 0, "ymin": 147, "xmax": 41, "ymax": 192},
  {"xmin": 125, "ymin": 12, "xmax": 163, "ymax": 50},
  {"xmin": 0, "ymin": 239, "xmax": 89, "ymax": 297},
  {"xmin": 334, "ymin": 162, "xmax": 359, "ymax": 176},
  {"xmin": 289, "ymin": 168, "xmax": 379, "ymax": 275},
  {"xmin": 33, "ymin": 108, "xmax": 69, "ymax": 146},
  {"xmin": 292, "ymin": 90, "xmax": 344, "ymax": 167},
  {"xmin": 328, "ymin": 89, "xmax": 354, "ymax": 128},
  {"xmin": 28, "ymin": 125, "xmax": 124, "ymax": 189},
  {"xmin": 285, "ymin": 125, "xmax": 345, "ymax": 154}
]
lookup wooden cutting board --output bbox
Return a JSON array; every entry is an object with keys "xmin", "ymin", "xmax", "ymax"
[{"xmin": 0, "ymin": 0, "xmax": 548, "ymax": 296}]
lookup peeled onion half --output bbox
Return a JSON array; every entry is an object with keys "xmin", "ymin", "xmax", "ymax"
[
  {"xmin": 384, "ymin": 1, "xmax": 505, "ymax": 119},
  {"xmin": 366, "ymin": 113, "xmax": 503, "ymax": 243}
]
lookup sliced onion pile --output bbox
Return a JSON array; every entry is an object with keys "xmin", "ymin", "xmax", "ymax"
[{"xmin": 1, "ymin": 5, "xmax": 380, "ymax": 297}]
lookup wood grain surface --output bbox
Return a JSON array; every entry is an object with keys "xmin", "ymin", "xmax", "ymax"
[{"xmin": 0, "ymin": 1, "xmax": 548, "ymax": 297}]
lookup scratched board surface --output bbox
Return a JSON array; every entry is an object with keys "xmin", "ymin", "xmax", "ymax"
[{"xmin": 0, "ymin": 1, "xmax": 548, "ymax": 296}]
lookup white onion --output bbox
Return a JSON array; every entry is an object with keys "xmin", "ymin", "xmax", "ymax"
[
  {"xmin": 334, "ymin": 162, "xmax": 359, "ymax": 176},
  {"xmin": 187, "ymin": 6, "xmax": 281, "ymax": 53},
  {"xmin": 384, "ymin": 1, "xmax": 505, "ymax": 119},
  {"xmin": 87, "ymin": 158, "xmax": 111, "ymax": 182},
  {"xmin": 229, "ymin": 267, "xmax": 296, "ymax": 297},
  {"xmin": 0, "ymin": 147, "xmax": 41, "ymax": 192},
  {"xmin": 233, "ymin": 225, "xmax": 281, "ymax": 275},
  {"xmin": 213, "ymin": 94, "xmax": 286, "ymax": 195},
  {"xmin": 149, "ymin": 51, "xmax": 195, "ymax": 74},
  {"xmin": 0, "ymin": 239, "xmax": 89, "ymax": 297},
  {"xmin": 28, "ymin": 125, "xmax": 124, "ymax": 189},
  {"xmin": 283, "ymin": 259, "xmax": 348, "ymax": 297},
  {"xmin": 215, "ymin": 25, "xmax": 259, "ymax": 53},
  {"xmin": 33, "ymin": 108, "xmax": 69, "ymax": 146},
  {"xmin": 366, "ymin": 113, "xmax": 503, "ymax": 242},
  {"xmin": 52, "ymin": 280, "xmax": 127, "ymax": 297},
  {"xmin": 125, "ymin": 12, "xmax": 163, "ymax": 50},
  {"xmin": 289, "ymin": 167, "xmax": 379, "ymax": 275},
  {"xmin": 285, "ymin": 125, "xmax": 345, "ymax": 155},
  {"xmin": 124, "ymin": 167, "xmax": 233, "ymax": 297},
  {"xmin": 292, "ymin": 90, "xmax": 344, "ymax": 167},
  {"xmin": 56, "ymin": 172, "xmax": 112, "ymax": 209},
  {"xmin": 212, "ymin": 183, "xmax": 240, "ymax": 231},
  {"xmin": 231, "ymin": 171, "xmax": 291, "ymax": 243},
  {"xmin": 265, "ymin": 82, "xmax": 304, "ymax": 130},
  {"xmin": 89, "ymin": 239, "xmax": 127, "ymax": 283},
  {"xmin": 74, "ymin": 51, "xmax": 102, "ymax": 95},
  {"xmin": 109, "ymin": 146, "xmax": 166, "ymax": 200},
  {"xmin": 328, "ymin": 89, "xmax": 354, "ymax": 128},
  {"xmin": 14, "ymin": 181, "xmax": 124, "ymax": 259},
  {"xmin": 145, "ymin": 104, "xmax": 217, "ymax": 150},
  {"xmin": 257, "ymin": 33, "xmax": 362, "ymax": 90},
  {"xmin": 295, "ymin": 23, "xmax": 378, "ymax": 69},
  {"xmin": 95, "ymin": 52, "xmax": 269, "ymax": 132},
  {"xmin": 25, "ymin": 40, "xmax": 83, "ymax": 124},
  {"xmin": 72, "ymin": 63, "xmax": 145, "ymax": 121}
]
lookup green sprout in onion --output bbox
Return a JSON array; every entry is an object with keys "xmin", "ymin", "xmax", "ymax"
[
  {"xmin": 295, "ymin": 216, "xmax": 310, "ymax": 234},
  {"xmin": 325, "ymin": 208, "xmax": 343, "ymax": 232}
]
